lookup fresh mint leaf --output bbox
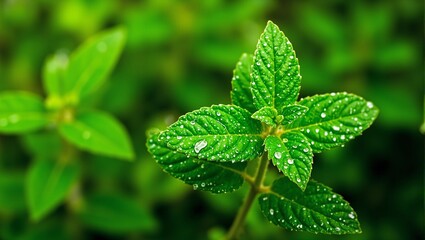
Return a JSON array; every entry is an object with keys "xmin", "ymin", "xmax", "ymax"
[
  {"xmin": 231, "ymin": 53, "xmax": 256, "ymax": 113},
  {"xmin": 286, "ymin": 93, "xmax": 379, "ymax": 152},
  {"xmin": 251, "ymin": 21, "xmax": 301, "ymax": 111},
  {"xmin": 265, "ymin": 132, "xmax": 312, "ymax": 190},
  {"xmin": 0, "ymin": 92, "xmax": 47, "ymax": 134},
  {"xmin": 259, "ymin": 177, "xmax": 361, "ymax": 234},
  {"xmin": 26, "ymin": 160, "xmax": 78, "ymax": 221},
  {"xmin": 63, "ymin": 27, "xmax": 126, "ymax": 103},
  {"xmin": 59, "ymin": 111, "xmax": 134, "ymax": 160},
  {"xmin": 160, "ymin": 104, "xmax": 264, "ymax": 162},
  {"xmin": 147, "ymin": 130, "xmax": 246, "ymax": 193},
  {"xmin": 252, "ymin": 106, "xmax": 278, "ymax": 127},
  {"xmin": 280, "ymin": 104, "xmax": 308, "ymax": 126}
]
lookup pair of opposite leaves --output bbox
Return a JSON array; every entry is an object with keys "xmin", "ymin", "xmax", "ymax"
[{"xmin": 147, "ymin": 21, "xmax": 378, "ymax": 235}]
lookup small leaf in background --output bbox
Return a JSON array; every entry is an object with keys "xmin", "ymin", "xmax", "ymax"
[
  {"xmin": 280, "ymin": 104, "xmax": 308, "ymax": 126},
  {"xmin": 0, "ymin": 92, "xmax": 48, "ymax": 134},
  {"xmin": 286, "ymin": 93, "xmax": 379, "ymax": 152},
  {"xmin": 251, "ymin": 21, "xmax": 301, "ymax": 111},
  {"xmin": 160, "ymin": 104, "xmax": 264, "ymax": 162},
  {"xmin": 147, "ymin": 131, "xmax": 246, "ymax": 194},
  {"xmin": 231, "ymin": 53, "xmax": 256, "ymax": 113},
  {"xmin": 63, "ymin": 27, "xmax": 126, "ymax": 102},
  {"xmin": 265, "ymin": 133, "xmax": 313, "ymax": 190},
  {"xmin": 252, "ymin": 106, "xmax": 278, "ymax": 127},
  {"xmin": 26, "ymin": 160, "xmax": 79, "ymax": 221},
  {"xmin": 21, "ymin": 132, "xmax": 62, "ymax": 159},
  {"xmin": 59, "ymin": 111, "xmax": 134, "ymax": 160},
  {"xmin": 42, "ymin": 51, "xmax": 69, "ymax": 109},
  {"xmin": 259, "ymin": 177, "xmax": 361, "ymax": 234},
  {"xmin": 79, "ymin": 193, "xmax": 157, "ymax": 234}
]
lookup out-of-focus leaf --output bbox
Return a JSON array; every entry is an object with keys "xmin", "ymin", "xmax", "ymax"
[
  {"xmin": 0, "ymin": 171, "xmax": 26, "ymax": 214},
  {"xmin": 63, "ymin": 27, "xmax": 126, "ymax": 102},
  {"xmin": 21, "ymin": 132, "xmax": 62, "ymax": 159},
  {"xmin": 26, "ymin": 160, "xmax": 79, "ymax": 221},
  {"xmin": 79, "ymin": 193, "xmax": 157, "ymax": 233},
  {"xmin": 0, "ymin": 92, "xmax": 47, "ymax": 134},
  {"xmin": 59, "ymin": 111, "xmax": 134, "ymax": 160}
]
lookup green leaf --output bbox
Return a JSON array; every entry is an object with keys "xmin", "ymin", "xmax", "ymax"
[
  {"xmin": 259, "ymin": 177, "xmax": 361, "ymax": 234},
  {"xmin": 251, "ymin": 21, "xmax": 301, "ymax": 111},
  {"xmin": 286, "ymin": 93, "xmax": 379, "ymax": 152},
  {"xmin": 79, "ymin": 193, "xmax": 157, "ymax": 233},
  {"xmin": 231, "ymin": 53, "xmax": 256, "ymax": 113},
  {"xmin": 27, "ymin": 160, "xmax": 78, "ymax": 221},
  {"xmin": 63, "ymin": 27, "xmax": 126, "ymax": 102},
  {"xmin": 0, "ymin": 92, "xmax": 47, "ymax": 134},
  {"xmin": 43, "ymin": 52, "xmax": 68, "ymax": 103},
  {"xmin": 265, "ymin": 133, "xmax": 313, "ymax": 190},
  {"xmin": 147, "ymin": 130, "xmax": 246, "ymax": 194},
  {"xmin": 252, "ymin": 106, "xmax": 278, "ymax": 127},
  {"xmin": 0, "ymin": 171, "xmax": 26, "ymax": 214},
  {"xmin": 160, "ymin": 104, "xmax": 264, "ymax": 162},
  {"xmin": 59, "ymin": 111, "xmax": 134, "ymax": 160},
  {"xmin": 280, "ymin": 104, "xmax": 308, "ymax": 126}
]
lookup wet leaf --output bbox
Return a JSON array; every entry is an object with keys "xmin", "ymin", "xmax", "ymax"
[
  {"xmin": 147, "ymin": 130, "xmax": 246, "ymax": 194},
  {"xmin": 251, "ymin": 21, "xmax": 301, "ymax": 111},
  {"xmin": 259, "ymin": 177, "xmax": 361, "ymax": 234},
  {"xmin": 286, "ymin": 93, "xmax": 379, "ymax": 152},
  {"xmin": 265, "ymin": 133, "xmax": 312, "ymax": 190},
  {"xmin": 231, "ymin": 53, "xmax": 256, "ymax": 113},
  {"xmin": 160, "ymin": 105, "xmax": 264, "ymax": 162}
]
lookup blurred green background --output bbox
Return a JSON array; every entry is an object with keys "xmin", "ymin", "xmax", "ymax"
[{"xmin": 0, "ymin": 0, "xmax": 423, "ymax": 239}]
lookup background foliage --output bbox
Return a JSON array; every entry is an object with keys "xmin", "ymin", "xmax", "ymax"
[{"xmin": 0, "ymin": 0, "xmax": 423, "ymax": 239}]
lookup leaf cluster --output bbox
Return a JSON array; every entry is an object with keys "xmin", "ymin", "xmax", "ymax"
[
  {"xmin": 147, "ymin": 21, "xmax": 378, "ymax": 235},
  {"xmin": 0, "ymin": 28, "xmax": 137, "ymax": 222}
]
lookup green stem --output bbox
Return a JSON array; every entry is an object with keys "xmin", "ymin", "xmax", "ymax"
[{"xmin": 225, "ymin": 153, "xmax": 269, "ymax": 240}]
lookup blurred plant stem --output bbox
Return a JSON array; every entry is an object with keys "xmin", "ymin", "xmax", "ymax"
[{"xmin": 226, "ymin": 153, "xmax": 270, "ymax": 240}]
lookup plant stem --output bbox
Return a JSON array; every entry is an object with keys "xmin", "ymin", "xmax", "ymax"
[{"xmin": 225, "ymin": 153, "xmax": 269, "ymax": 240}]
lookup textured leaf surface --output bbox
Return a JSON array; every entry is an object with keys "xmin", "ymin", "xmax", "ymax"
[
  {"xmin": 251, "ymin": 21, "xmax": 301, "ymax": 111},
  {"xmin": 59, "ymin": 111, "xmax": 134, "ymax": 160},
  {"xmin": 160, "ymin": 105, "xmax": 264, "ymax": 162},
  {"xmin": 0, "ymin": 92, "xmax": 47, "ymax": 134},
  {"xmin": 147, "ymin": 131, "xmax": 246, "ymax": 194},
  {"xmin": 63, "ymin": 27, "xmax": 126, "ymax": 101},
  {"xmin": 259, "ymin": 177, "xmax": 361, "ymax": 234},
  {"xmin": 252, "ymin": 106, "xmax": 278, "ymax": 127},
  {"xmin": 280, "ymin": 104, "xmax": 308, "ymax": 126},
  {"xmin": 286, "ymin": 93, "xmax": 379, "ymax": 152},
  {"xmin": 27, "ymin": 160, "xmax": 78, "ymax": 221},
  {"xmin": 231, "ymin": 53, "xmax": 256, "ymax": 113},
  {"xmin": 80, "ymin": 193, "xmax": 157, "ymax": 233},
  {"xmin": 265, "ymin": 133, "xmax": 312, "ymax": 190}
]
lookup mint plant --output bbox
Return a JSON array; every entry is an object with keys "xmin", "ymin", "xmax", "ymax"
[
  {"xmin": 0, "ymin": 27, "xmax": 135, "ymax": 221},
  {"xmin": 147, "ymin": 21, "xmax": 378, "ymax": 239}
]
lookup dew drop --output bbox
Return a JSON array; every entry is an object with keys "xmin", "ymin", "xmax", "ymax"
[
  {"xmin": 274, "ymin": 152, "xmax": 282, "ymax": 159},
  {"xmin": 348, "ymin": 212, "xmax": 355, "ymax": 219},
  {"xmin": 287, "ymin": 159, "xmax": 294, "ymax": 164},
  {"xmin": 177, "ymin": 136, "xmax": 182, "ymax": 140},
  {"xmin": 332, "ymin": 126, "xmax": 340, "ymax": 131},
  {"xmin": 194, "ymin": 140, "xmax": 208, "ymax": 153},
  {"xmin": 366, "ymin": 102, "xmax": 374, "ymax": 108},
  {"xmin": 269, "ymin": 209, "xmax": 274, "ymax": 215},
  {"xmin": 321, "ymin": 113, "xmax": 326, "ymax": 118},
  {"xmin": 216, "ymin": 112, "xmax": 221, "ymax": 116},
  {"xmin": 303, "ymin": 148, "xmax": 309, "ymax": 153}
]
